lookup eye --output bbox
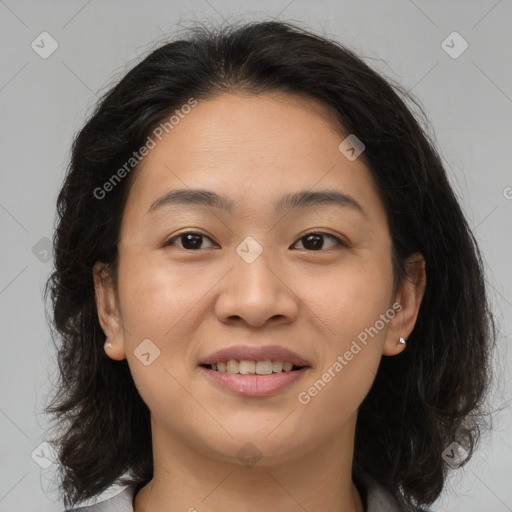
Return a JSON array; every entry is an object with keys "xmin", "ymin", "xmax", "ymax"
[
  {"xmin": 163, "ymin": 230, "xmax": 346, "ymax": 251},
  {"xmin": 163, "ymin": 231, "xmax": 217, "ymax": 250},
  {"xmin": 291, "ymin": 231, "xmax": 345, "ymax": 251}
]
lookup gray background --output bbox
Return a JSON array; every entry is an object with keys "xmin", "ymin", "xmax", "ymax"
[{"xmin": 1, "ymin": 1, "xmax": 511, "ymax": 511}]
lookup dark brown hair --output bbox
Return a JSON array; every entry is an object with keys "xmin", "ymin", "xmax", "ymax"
[{"xmin": 44, "ymin": 20, "xmax": 496, "ymax": 511}]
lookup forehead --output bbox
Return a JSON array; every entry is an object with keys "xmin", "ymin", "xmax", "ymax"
[{"xmin": 121, "ymin": 92, "xmax": 382, "ymax": 223}]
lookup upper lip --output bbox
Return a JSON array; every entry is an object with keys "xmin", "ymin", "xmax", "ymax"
[{"xmin": 198, "ymin": 345, "xmax": 310, "ymax": 367}]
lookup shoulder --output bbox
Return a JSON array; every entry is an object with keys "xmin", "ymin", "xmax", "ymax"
[
  {"xmin": 62, "ymin": 474, "xmax": 425, "ymax": 512},
  {"xmin": 62, "ymin": 484, "xmax": 138, "ymax": 512}
]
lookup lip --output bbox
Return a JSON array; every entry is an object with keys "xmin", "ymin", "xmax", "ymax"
[
  {"xmin": 199, "ymin": 366, "xmax": 309, "ymax": 397},
  {"xmin": 198, "ymin": 344, "xmax": 310, "ymax": 367}
]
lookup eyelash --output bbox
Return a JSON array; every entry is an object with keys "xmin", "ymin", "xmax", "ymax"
[{"xmin": 163, "ymin": 231, "xmax": 347, "ymax": 251}]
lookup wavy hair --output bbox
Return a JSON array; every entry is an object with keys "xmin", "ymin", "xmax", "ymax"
[{"xmin": 44, "ymin": 20, "xmax": 496, "ymax": 511}]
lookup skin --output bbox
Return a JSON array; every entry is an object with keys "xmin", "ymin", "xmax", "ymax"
[{"xmin": 93, "ymin": 91, "xmax": 426, "ymax": 512}]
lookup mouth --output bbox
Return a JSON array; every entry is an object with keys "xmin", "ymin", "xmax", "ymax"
[
  {"xmin": 199, "ymin": 364, "xmax": 309, "ymax": 397},
  {"xmin": 197, "ymin": 345, "xmax": 311, "ymax": 396},
  {"xmin": 199, "ymin": 360, "xmax": 308, "ymax": 374}
]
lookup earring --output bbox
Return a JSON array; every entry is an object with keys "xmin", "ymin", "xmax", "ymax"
[
  {"xmin": 399, "ymin": 337, "xmax": 406, "ymax": 346},
  {"xmin": 104, "ymin": 342, "xmax": 113, "ymax": 349}
]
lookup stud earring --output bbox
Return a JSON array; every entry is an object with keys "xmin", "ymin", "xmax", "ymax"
[
  {"xmin": 104, "ymin": 342, "xmax": 112, "ymax": 349},
  {"xmin": 399, "ymin": 337, "xmax": 406, "ymax": 346}
]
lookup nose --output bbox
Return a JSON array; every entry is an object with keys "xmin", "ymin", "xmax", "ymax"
[{"xmin": 214, "ymin": 249, "xmax": 299, "ymax": 328}]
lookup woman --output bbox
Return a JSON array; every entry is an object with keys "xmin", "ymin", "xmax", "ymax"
[{"xmin": 44, "ymin": 20, "xmax": 496, "ymax": 512}]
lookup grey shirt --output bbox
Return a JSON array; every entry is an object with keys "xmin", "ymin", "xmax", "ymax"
[{"xmin": 64, "ymin": 472, "xmax": 404, "ymax": 512}]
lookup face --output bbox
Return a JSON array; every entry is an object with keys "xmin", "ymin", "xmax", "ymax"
[{"xmin": 94, "ymin": 91, "xmax": 424, "ymax": 467}]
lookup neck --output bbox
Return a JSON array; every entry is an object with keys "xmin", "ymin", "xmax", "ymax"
[{"xmin": 134, "ymin": 413, "xmax": 364, "ymax": 512}]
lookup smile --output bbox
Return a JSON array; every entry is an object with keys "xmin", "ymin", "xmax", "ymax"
[
  {"xmin": 200, "ymin": 359, "xmax": 306, "ymax": 374},
  {"xmin": 199, "ymin": 363, "xmax": 309, "ymax": 396}
]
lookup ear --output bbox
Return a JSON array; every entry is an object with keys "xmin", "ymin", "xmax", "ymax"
[
  {"xmin": 383, "ymin": 253, "xmax": 426, "ymax": 356},
  {"xmin": 92, "ymin": 261, "xmax": 127, "ymax": 361}
]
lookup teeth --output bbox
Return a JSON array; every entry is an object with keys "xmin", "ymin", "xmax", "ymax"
[
  {"xmin": 239, "ymin": 360, "xmax": 256, "ymax": 374},
  {"xmin": 283, "ymin": 362, "xmax": 293, "ymax": 372},
  {"xmin": 211, "ymin": 359, "xmax": 299, "ymax": 374},
  {"xmin": 255, "ymin": 360, "xmax": 273, "ymax": 375},
  {"xmin": 226, "ymin": 360, "xmax": 239, "ymax": 373},
  {"xmin": 272, "ymin": 360, "xmax": 283, "ymax": 373}
]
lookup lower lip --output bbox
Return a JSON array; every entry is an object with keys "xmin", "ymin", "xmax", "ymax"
[{"xmin": 198, "ymin": 366, "xmax": 308, "ymax": 397}]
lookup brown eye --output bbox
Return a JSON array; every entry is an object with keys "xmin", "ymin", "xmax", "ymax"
[
  {"xmin": 163, "ymin": 231, "xmax": 345, "ymax": 251},
  {"xmin": 164, "ymin": 232, "xmax": 216, "ymax": 250},
  {"xmin": 292, "ymin": 232, "xmax": 344, "ymax": 251}
]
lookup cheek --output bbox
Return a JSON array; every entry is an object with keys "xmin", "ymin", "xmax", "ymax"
[
  {"xmin": 295, "ymin": 265, "xmax": 392, "ymax": 429},
  {"xmin": 116, "ymin": 250, "xmax": 215, "ymax": 339},
  {"xmin": 295, "ymin": 345, "xmax": 382, "ymax": 441},
  {"xmin": 292, "ymin": 252, "xmax": 393, "ymax": 428},
  {"xmin": 115, "ymin": 252, "xmax": 210, "ymax": 423},
  {"xmin": 294, "ymin": 249, "xmax": 394, "ymax": 342}
]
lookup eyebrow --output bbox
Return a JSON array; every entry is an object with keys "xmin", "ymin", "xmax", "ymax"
[{"xmin": 147, "ymin": 188, "xmax": 366, "ymax": 216}]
